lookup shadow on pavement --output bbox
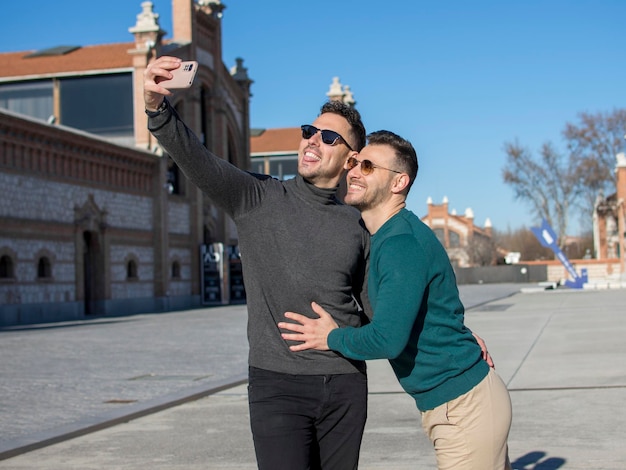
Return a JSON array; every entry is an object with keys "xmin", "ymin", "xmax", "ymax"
[{"xmin": 512, "ymin": 450, "xmax": 566, "ymax": 469}]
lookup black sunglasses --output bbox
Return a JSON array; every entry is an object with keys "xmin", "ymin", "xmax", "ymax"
[
  {"xmin": 301, "ymin": 124, "xmax": 353, "ymax": 151},
  {"xmin": 346, "ymin": 156, "xmax": 402, "ymax": 175}
]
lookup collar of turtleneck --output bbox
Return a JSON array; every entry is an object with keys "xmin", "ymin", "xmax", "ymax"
[{"xmin": 294, "ymin": 174, "xmax": 340, "ymax": 205}]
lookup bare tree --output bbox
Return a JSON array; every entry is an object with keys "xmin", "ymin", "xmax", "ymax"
[
  {"xmin": 502, "ymin": 141, "xmax": 579, "ymax": 248},
  {"xmin": 465, "ymin": 235, "xmax": 496, "ymax": 266},
  {"xmin": 563, "ymin": 109, "xmax": 626, "ymax": 217},
  {"xmin": 492, "ymin": 226, "xmax": 553, "ymax": 261}
]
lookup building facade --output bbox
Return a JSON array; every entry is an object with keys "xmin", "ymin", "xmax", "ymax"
[
  {"xmin": 250, "ymin": 77, "xmax": 356, "ymax": 180},
  {"xmin": 0, "ymin": 0, "xmax": 252, "ymax": 325},
  {"xmin": 250, "ymin": 127, "xmax": 300, "ymax": 180},
  {"xmin": 421, "ymin": 197, "xmax": 494, "ymax": 268},
  {"xmin": 593, "ymin": 152, "xmax": 626, "ymax": 278}
]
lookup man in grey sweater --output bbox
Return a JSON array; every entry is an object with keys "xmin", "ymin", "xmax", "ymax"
[{"xmin": 144, "ymin": 56, "xmax": 370, "ymax": 470}]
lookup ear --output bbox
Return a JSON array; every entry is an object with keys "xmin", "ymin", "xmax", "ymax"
[
  {"xmin": 391, "ymin": 173, "xmax": 410, "ymax": 194},
  {"xmin": 343, "ymin": 152, "xmax": 358, "ymax": 170}
]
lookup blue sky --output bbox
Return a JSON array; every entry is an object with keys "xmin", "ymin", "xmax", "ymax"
[{"xmin": 3, "ymin": 1, "xmax": 625, "ymax": 234}]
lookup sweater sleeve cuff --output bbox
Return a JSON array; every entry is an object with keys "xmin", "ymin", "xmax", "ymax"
[
  {"xmin": 145, "ymin": 99, "xmax": 169, "ymax": 118},
  {"xmin": 327, "ymin": 328, "xmax": 342, "ymax": 351},
  {"xmin": 146, "ymin": 99, "xmax": 173, "ymax": 132}
]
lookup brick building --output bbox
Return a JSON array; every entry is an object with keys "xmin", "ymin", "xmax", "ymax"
[
  {"xmin": 250, "ymin": 127, "xmax": 300, "ymax": 180},
  {"xmin": 593, "ymin": 152, "xmax": 626, "ymax": 277},
  {"xmin": 421, "ymin": 196, "xmax": 494, "ymax": 268},
  {"xmin": 0, "ymin": 0, "xmax": 252, "ymax": 325}
]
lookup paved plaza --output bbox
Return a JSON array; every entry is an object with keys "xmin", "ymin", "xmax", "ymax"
[{"xmin": 1, "ymin": 283, "xmax": 625, "ymax": 469}]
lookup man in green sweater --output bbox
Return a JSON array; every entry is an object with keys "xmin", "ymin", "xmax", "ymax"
[{"xmin": 279, "ymin": 130, "xmax": 512, "ymax": 469}]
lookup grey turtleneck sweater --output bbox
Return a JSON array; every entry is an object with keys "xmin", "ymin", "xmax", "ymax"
[{"xmin": 148, "ymin": 102, "xmax": 370, "ymax": 375}]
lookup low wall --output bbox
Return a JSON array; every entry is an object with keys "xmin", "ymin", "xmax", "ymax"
[
  {"xmin": 0, "ymin": 294, "xmax": 202, "ymax": 327},
  {"xmin": 455, "ymin": 264, "xmax": 547, "ymax": 285},
  {"xmin": 525, "ymin": 259, "xmax": 623, "ymax": 283},
  {"xmin": 455, "ymin": 259, "xmax": 623, "ymax": 285}
]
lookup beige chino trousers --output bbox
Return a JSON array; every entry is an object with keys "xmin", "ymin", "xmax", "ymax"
[{"xmin": 421, "ymin": 367, "xmax": 513, "ymax": 470}]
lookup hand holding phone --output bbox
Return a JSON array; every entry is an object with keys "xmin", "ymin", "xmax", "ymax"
[{"xmin": 160, "ymin": 61, "xmax": 198, "ymax": 89}]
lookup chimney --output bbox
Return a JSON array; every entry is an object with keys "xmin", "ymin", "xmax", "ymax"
[
  {"xmin": 616, "ymin": 153, "xmax": 626, "ymax": 277},
  {"xmin": 326, "ymin": 77, "xmax": 344, "ymax": 102},
  {"xmin": 128, "ymin": 1, "xmax": 167, "ymax": 149},
  {"xmin": 129, "ymin": 1, "xmax": 166, "ymax": 53},
  {"xmin": 484, "ymin": 218, "xmax": 492, "ymax": 237},
  {"xmin": 172, "ymin": 0, "xmax": 194, "ymax": 44}
]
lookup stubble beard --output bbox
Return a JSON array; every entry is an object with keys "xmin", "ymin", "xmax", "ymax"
[{"xmin": 344, "ymin": 192, "xmax": 367, "ymax": 211}]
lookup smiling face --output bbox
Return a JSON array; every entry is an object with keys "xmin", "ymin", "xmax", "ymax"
[
  {"xmin": 343, "ymin": 144, "xmax": 400, "ymax": 211},
  {"xmin": 298, "ymin": 112, "xmax": 355, "ymax": 188}
]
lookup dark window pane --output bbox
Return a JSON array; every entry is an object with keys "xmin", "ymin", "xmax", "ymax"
[
  {"xmin": 60, "ymin": 73, "xmax": 133, "ymax": 137},
  {"xmin": 269, "ymin": 159, "xmax": 298, "ymax": 180},
  {"xmin": 0, "ymin": 80, "xmax": 53, "ymax": 121},
  {"xmin": 433, "ymin": 228, "xmax": 445, "ymax": 246},
  {"xmin": 37, "ymin": 257, "xmax": 52, "ymax": 279},
  {"xmin": 0, "ymin": 255, "xmax": 14, "ymax": 278},
  {"xmin": 449, "ymin": 231, "xmax": 460, "ymax": 247},
  {"xmin": 127, "ymin": 260, "xmax": 138, "ymax": 279}
]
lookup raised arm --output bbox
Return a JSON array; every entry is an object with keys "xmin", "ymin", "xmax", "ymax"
[
  {"xmin": 143, "ymin": 56, "xmax": 263, "ymax": 216},
  {"xmin": 143, "ymin": 56, "xmax": 182, "ymax": 111}
]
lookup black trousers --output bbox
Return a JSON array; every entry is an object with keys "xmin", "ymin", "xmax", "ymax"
[{"xmin": 248, "ymin": 366, "xmax": 368, "ymax": 470}]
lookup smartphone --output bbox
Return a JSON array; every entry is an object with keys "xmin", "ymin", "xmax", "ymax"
[{"xmin": 160, "ymin": 61, "xmax": 198, "ymax": 89}]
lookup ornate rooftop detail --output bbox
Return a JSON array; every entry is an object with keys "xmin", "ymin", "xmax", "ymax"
[{"xmin": 129, "ymin": 1, "xmax": 162, "ymax": 34}]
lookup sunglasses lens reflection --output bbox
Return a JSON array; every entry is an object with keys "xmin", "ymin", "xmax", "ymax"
[
  {"xmin": 360, "ymin": 160, "xmax": 374, "ymax": 175},
  {"xmin": 347, "ymin": 157, "xmax": 374, "ymax": 175},
  {"xmin": 321, "ymin": 130, "xmax": 340, "ymax": 145}
]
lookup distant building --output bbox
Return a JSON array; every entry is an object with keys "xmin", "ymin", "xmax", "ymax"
[
  {"xmin": 504, "ymin": 252, "xmax": 521, "ymax": 264},
  {"xmin": 326, "ymin": 76, "xmax": 356, "ymax": 107},
  {"xmin": 421, "ymin": 196, "xmax": 493, "ymax": 268},
  {"xmin": 251, "ymin": 79, "xmax": 497, "ymax": 270},
  {"xmin": 0, "ymin": 0, "xmax": 252, "ymax": 325},
  {"xmin": 250, "ymin": 77, "xmax": 355, "ymax": 180},
  {"xmin": 593, "ymin": 152, "xmax": 626, "ymax": 277},
  {"xmin": 250, "ymin": 127, "xmax": 300, "ymax": 180}
]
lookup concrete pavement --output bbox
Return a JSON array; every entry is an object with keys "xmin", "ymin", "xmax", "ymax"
[{"xmin": 1, "ymin": 284, "xmax": 625, "ymax": 469}]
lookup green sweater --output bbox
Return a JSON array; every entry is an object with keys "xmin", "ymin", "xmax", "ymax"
[{"xmin": 327, "ymin": 209, "xmax": 489, "ymax": 410}]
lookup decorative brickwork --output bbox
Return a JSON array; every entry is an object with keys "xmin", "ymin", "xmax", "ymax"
[
  {"xmin": 421, "ymin": 197, "xmax": 493, "ymax": 268},
  {"xmin": 0, "ymin": 113, "xmax": 155, "ymax": 193},
  {"xmin": 593, "ymin": 153, "xmax": 626, "ymax": 278},
  {"xmin": 0, "ymin": 111, "xmax": 167, "ymax": 319},
  {"xmin": 0, "ymin": 1, "xmax": 252, "ymax": 325}
]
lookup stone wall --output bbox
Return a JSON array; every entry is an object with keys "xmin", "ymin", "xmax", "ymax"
[{"xmin": 0, "ymin": 110, "xmax": 196, "ymax": 325}]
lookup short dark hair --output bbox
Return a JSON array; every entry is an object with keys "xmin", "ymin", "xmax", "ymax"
[
  {"xmin": 320, "ymin": 101, "xmax": 366, "ymax": 151},
  {"xmin": 367, "ymin": 130, "xmax": 419, "ymax": 193}
]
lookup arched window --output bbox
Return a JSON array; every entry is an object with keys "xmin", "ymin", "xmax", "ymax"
[
  {"xmin": 127, "ymin": 259, "xmax": 138, "ymax": 280},
  {"xmin": 166, "ymin": 157, "xmax": 182, "ymax": 195},
  {"xmin": 37, "ymin": 256, "xmax": 52, "ymax": 279},
  {"xmin": 449, "ymin": 231, "xmax": 461, "ymax": 248},
  {"xmin": 0, "ymin": 255, "xmax": 14, "ymax": 279},
  {"xmin": 171, "ymin": 261, "xmax": 181, "ymax": 279},
  {"xmin": 433, "ymin": 228, "xmax": 445, "ymax": 247}
]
